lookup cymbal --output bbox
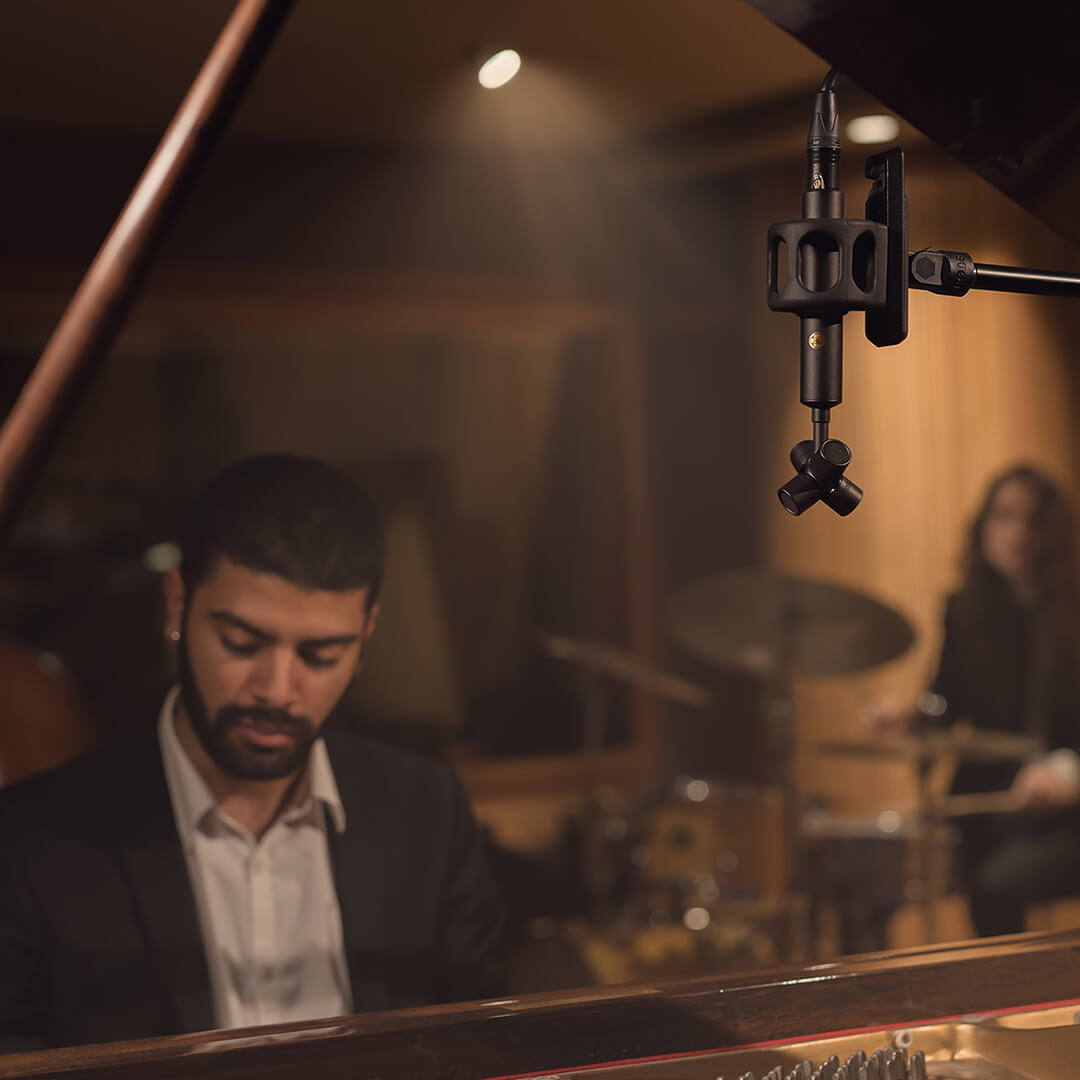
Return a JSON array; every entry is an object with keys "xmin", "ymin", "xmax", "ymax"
[
  {"xmin": 530, "ymin": 632, "xmax": 712, "ymax": 709},
  {"xmin": 665, "ymin": 570, "xmax": 915, "ymax": 677},
  {"xmin": 817, "ymin": 728, "xmax": 1044, "ymax": 763}
]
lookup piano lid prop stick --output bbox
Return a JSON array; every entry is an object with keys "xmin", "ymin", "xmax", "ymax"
[{"xmin": 0, "ymin": 0, "xmax": 295, "ymax": 546}]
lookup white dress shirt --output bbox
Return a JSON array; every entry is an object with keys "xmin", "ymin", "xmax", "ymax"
[{"xmin": 158, "ymin": 688, "xmax": 353, "ymax": 1029}]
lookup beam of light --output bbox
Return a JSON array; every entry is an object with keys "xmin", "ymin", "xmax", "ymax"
[
  {"xmin": 478, "ymin": 49, "xmax": 521, "ymax": 90},
  {"xmin": 381, "ymin": 59, "xmax": 716, "ymax": 305},
  {"xmin": 845, "ymin": 113, "xmax": 900, "ymax": 144}
]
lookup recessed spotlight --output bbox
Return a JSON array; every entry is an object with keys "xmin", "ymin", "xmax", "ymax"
[
  {"xmin": 143, "ymin": 541, "xmax": 182, "ymax": 573},
  {"xmin": 478, "ymin": 49, "xmax": 521, "ymax": 90},
  {"xmin": 845, "ymin": 113, "xmax": 900, "ymax": 145}
]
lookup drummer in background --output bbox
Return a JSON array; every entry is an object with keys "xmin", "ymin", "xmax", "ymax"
[{"xmin": 868, "ymin": 464, "xmax": 1080, "ymax": 937}]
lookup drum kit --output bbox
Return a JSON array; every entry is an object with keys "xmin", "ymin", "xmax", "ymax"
[{"xmin": 533, "ymin": 570, "xmax": 1042, "ymax": 976}]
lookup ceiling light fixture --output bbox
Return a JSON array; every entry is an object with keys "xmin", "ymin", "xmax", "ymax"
[
  {"xmin": 845, "ymin": 113, "xmax": 901, "ymax": 145},
  {"xmin": 478, "ymin": 49, "xmax": 521, "ymax": 90}
]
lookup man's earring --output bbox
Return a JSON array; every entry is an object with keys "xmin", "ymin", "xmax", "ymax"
[{"xmin": 169, "ymin": 630, "xmax": 181, "ymax": 642}]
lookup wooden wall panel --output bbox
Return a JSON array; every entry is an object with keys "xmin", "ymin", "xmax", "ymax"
[{"xmin": 745, "ymin": 148, "xmax": 1080, "ymax": 826}]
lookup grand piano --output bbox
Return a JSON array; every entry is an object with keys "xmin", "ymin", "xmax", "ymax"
[
  {"xmin": 1, "ymin": 1, "xmax": 1078, "ymax": 1078},
  {"xmin": 2, "ymin": 931, "xmax": 1080, "ymax": 1078}
]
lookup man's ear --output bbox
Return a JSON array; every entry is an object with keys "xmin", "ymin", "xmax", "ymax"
[
  {"xmin": 162, "ymin": 568, "xmax": 186, "ymax": 639},
  {"xmin": 363, "ymin": 603, "xmax": 380, "ymax": 642}
]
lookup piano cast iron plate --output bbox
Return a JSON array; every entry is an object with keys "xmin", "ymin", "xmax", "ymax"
[{"xmin": 512, "ymin": 1001, "xmax": 1080, "ymax": 1080}]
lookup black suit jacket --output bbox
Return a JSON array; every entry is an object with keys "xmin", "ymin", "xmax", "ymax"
[
  {"xmin": 932, "ymin": 590, "xmax": 1080, "ymax": 794},
  {"xmin": 0, "ymin": 726, "xmax": 504, "ymax": 1052}
]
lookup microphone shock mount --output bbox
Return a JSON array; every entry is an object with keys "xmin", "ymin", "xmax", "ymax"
[{"xmin": 766, "ymin": 70, "xmax": 908, "ymax": 516}]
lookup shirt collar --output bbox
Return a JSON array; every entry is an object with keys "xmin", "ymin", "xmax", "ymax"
[
  {"xmin": 157, "ymin": 687, "xmax": 347, "ymax": 841},
  {"xmin": 305, "ymin": 737, "xmax": 347, "ymax": 834}
]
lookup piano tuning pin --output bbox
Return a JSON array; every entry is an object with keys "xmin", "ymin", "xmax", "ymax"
[
  {"xmin": 908, "ymin": 1051, "xmax": 927, "ymax": 1080},
  {"xmin": 846, "ymin": 1050, "xmax": 867, "ymax": 1068},
  {"xmin": 824, "ymin": 1053, "xmax": 841, "ymax": 1077}
]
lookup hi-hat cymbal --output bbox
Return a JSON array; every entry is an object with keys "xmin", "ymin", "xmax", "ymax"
[
  {"xmin": 665, "ymin": 570, "xmax": 915, "ymax": 677},
  {"xmin": 530, "ymin": 632, "xmax": 712, "ymax": 708}
]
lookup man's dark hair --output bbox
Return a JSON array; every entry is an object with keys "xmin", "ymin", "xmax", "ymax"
[{"xmin": 181, "ymin": 454, "xmax": 385, "ymax": 602}]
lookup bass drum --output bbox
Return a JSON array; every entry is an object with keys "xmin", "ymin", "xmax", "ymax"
[{"xmin": 633, "ymin": 775, "xmax": 788, "ymax": 902}]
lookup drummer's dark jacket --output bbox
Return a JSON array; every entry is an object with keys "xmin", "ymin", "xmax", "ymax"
[
  {"xmin": 932, "ymin": 588, "xmax": 1080, "ymax": 795},
  {"xmin": 0, "ymin": 726, "xmax": 505, "ymax": 1053}
]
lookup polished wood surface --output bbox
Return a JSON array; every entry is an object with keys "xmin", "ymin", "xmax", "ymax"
[{"xmin": 3, "ymin": 930, "xmax": 1080, "ymax": 1079}]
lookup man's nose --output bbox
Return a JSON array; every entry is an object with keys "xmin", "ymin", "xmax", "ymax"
[{"xmin": 249, "ymin": 647, "xmax": 299, "ymax": 705}]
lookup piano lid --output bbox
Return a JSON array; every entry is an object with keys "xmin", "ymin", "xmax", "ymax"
[{"xmin": 743, "ymin": 0, "xmax": 1080, "ymax": 248}]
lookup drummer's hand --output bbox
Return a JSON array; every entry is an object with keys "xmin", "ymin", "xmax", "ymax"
[
  {"xmin": 858, "ymin": 694, "xmax": 914, "ymax": 735},
  {"xmin": 1010, "ymin": 752, "xmax": 1080, "ymax": 811}
]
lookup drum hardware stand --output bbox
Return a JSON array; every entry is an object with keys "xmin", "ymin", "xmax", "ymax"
[
  {"xmin": 765, "ymin": 599, "xmax": 813, "ymax": 962},
  {"xmin": 914, "ymin": 744, "xmax": 941, "ymax": 945},
  {"xmin": 768, "ymin": 69, "xmax": 1080, "ymax": 517},
  {"xmin": 578, "ymin": 668, "xmax": 620, "ymax": 922}
]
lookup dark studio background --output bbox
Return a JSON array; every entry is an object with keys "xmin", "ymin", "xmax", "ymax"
[{"xmin": 1, "ymin": 0, "xmax": 1079, "ymax": 992}]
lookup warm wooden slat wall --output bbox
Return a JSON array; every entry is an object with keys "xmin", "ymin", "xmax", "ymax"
[{"xmin": 742, "ymin": 146, "xmax": 1080, "ymax": 939}]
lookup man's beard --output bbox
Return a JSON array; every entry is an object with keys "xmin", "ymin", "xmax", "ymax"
[{"xmin": 177, "ymin": 635, "xmax": 317, "ymax": 781}]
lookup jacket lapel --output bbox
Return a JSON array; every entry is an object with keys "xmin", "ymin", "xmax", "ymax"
[
  {"xmin": 324, "ymin": 736, "xmax": 390, "ymax": 1013},
  {"xmin": 114, "ymin": 730, "xmax": 215, "ymax": 1035}
]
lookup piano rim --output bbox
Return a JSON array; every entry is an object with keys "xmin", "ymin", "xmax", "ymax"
[{"xmin": 4, "ymin": 928, "xmax": 1080, "ymax": 1080}]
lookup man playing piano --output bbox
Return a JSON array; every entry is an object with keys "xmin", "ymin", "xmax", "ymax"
[{"xmin": 0, "ymin": 453, "xmax": 504, "ymax": 1052}]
